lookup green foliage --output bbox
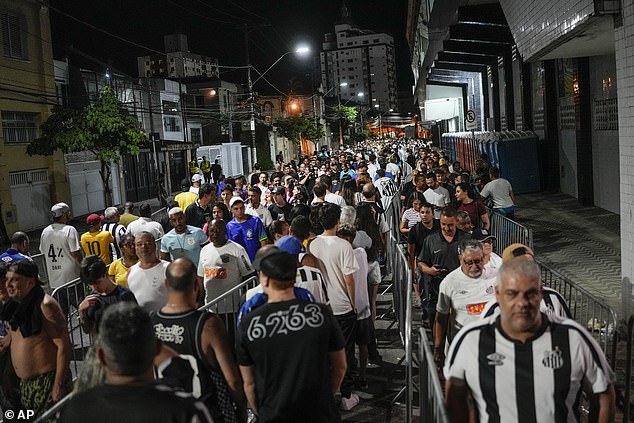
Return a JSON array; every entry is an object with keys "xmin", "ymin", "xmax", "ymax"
[
  {"xmin": 350, "ymin": 128, "xmax": 372, "ymax": 144},
  {"xmin": 28, "ymin": 86, "xmax": 147, "ymax": 204},
  {"xmin": 28, "ymin": 86, "xmax": 146, "ymax": 160},
  {"xmin": 339, "ymin": 105, "xmax": 357, "ymax": 125},
  {"xmin": 274, "ymin": 115, "xmax": 324, "ymax": 145}
]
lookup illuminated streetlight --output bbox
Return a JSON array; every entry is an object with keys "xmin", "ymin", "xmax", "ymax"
[{"xmin": 248, "ymin": 45, "xmax": 311, "ymax": 164}]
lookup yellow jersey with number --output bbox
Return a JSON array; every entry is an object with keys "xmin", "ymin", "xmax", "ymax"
[{"xmin": 80, "ymin": 231, "xmax": 114, "ymax": 264}]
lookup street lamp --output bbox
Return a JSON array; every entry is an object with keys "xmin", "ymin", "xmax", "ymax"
[{"xmin": 247, "ymin": 46, "xmax": 310, "ymax": 166}]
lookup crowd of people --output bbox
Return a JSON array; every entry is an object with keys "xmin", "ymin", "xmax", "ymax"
[{"xmin": 0, "ymin": 137, "xmax": 617, "ymax": 422}]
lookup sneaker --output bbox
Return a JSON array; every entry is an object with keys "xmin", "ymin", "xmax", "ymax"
[{"xmin": 340, "ymin": 393, "xmax": 360, "ymax": 411}]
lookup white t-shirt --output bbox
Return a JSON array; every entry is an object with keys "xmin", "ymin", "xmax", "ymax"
[
  {"xmin": 127, "ymin": 260, "xmax": 169, "ymax": 313},
  {"xmin": 245, "ymin": 203, "xmax": 273, "ymax": 227},
  {"xmin": 424, "ymin": 186, "xmax": 450, "ymax": 219},
  {"xmin": 39, "ymin": 223, "xmax": 81, "ymax": 288},
  {"xmin": 325, "ymin": 192, "xmax": 346, "ymax": 207},
  {"xmin": 386, "ymin": 162, "xmax": 400, "ymax": 179},
  {"xmin": 482, "ymin": 252, "xmax": 503, "ymax": 280},
  {"xmin": 480, "ymin": 178, "xmax": 514, "ymax": 208},
  {"xmin": 352, "ymin": 248, "xmax": 371, "ymax": 320},
  {"xmin": 401, "ymin": 208, "xmax": 421, "ymax": 228},
  {"xmin": 126, "ymin": 217, "xmax": 165, "ymax": 239},
  {"xmin": 197, "ymin": 240, "xmax": 253, "ymax": 313},
  {"xmin": 436, "ymin": 267, "xmax": 496, "ymax": 342},
  {"xmin": 309, "ymin": 235, "xmax": 358, "ymax": 315}
]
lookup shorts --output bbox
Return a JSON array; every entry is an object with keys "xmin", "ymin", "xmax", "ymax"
[
  {"xmin": 19, "ymin": 369, "xmax": 71, "ymax": 418},
  {"xmin": 367, "ymin": 261, "xmax": 381, "ymax": 286},
  {"xmin": 355, "ymin": 317, "xmax": 373, "ymax": 346}
]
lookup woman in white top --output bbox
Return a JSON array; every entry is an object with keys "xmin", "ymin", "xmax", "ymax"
[{"xmin": 399, "ymin": 193, "xmax": 423, "ymax": 234}]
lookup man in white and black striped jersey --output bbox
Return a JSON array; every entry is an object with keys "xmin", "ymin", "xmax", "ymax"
[
  {"xmin": 101, "ymin": 207, "xmax": 126, "ymax": 261},
  {"xmin": 444, "ymin": 259, "xmax": 615, "ymax": 422}
]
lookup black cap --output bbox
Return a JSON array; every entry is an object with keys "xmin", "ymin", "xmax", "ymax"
[
  {"xmin": 472, "ymin": 228, "xmax": 496, "ymax": 242},
  {"xmin": 253, "ymin": 247, "xmax": 297, "ymax": 281},
  {"xmin": 9, "ymin": 260, "xmax": 39, "ymax": 280},
  {"xmin": 180, "ymin": 178, "xmax": 190, "ymax": 189}
]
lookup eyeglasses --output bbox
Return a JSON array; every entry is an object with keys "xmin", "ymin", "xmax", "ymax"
[
  {"xmin": 463, "ymin": 259, "xmax": 483, "ymax": 266},
  {"xmin": 123, "ymin": 243, "xmax": 135, "ymax": 247}
]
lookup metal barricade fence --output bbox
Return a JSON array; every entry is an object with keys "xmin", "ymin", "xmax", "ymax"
[
  {"xmin": 50, "ymin": 278, "xmax": 92, "ymax": 379},
  {"xmin": 31, "ymin": 253, "xmax": 50, "ymax": 291},
  {"xmin": 418, "ymin": 327, "xmax": 450, "ymax": 423},
  {"xmin": 197, "ymin": 275, "xmax": 260, "ymax": 333},
  {"xmin": 488, "ymin": 211, "xmax": 533, "ymax": 252},
  {"xmin": 538, "ymin": 262, "xmax": 618, "ymax": 367},
  {"xmin": 386, "ymin": 231, "xmax": 414, "ymax": 422}
]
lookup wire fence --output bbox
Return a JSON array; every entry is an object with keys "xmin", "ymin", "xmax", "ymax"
[{"xmin": 418, "ymin": 327, "xmax": 450, "ymax": 423}]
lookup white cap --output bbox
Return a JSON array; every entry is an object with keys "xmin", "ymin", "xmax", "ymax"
[
  {"xmin": 51, "ymin": 202, "xmax": 70, "ymax": 218},
  {"xmin": 191, "ymin": 174, "xmax": 203, "ymax": 183},
  {"xmin": 229, "ymin": 197, "xmax": 244, "ymax": 208}
]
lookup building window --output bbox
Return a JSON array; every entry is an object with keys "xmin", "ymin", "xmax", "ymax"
[
  {"xmin": 163, "ymin": 116, "xmax": 181, "ymax": 132},
  {"xmin": 2, "ymin": 111, "xmax": 38, "ymax": 143},
  {"xmin": 1, "ymin": 11, "xmax": 27, "ymax": 59},
  {"xmin": 190, "ymin": 128, "xmax": 201, "ymax": 143}
]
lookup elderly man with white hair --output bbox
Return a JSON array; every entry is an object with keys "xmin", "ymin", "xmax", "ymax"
[{"xmin": 101, "ymin": 206, "xmax": 127, "ymax": 260}]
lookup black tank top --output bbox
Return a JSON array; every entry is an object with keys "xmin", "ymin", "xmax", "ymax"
[{"xmin": 151, "ymin": 309, "xmax": 220, "ymax": 419}]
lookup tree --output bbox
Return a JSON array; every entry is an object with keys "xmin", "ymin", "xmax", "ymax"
[
  {"xmin": 28, "ymin": 86, "xmax": 147, "ymax": 205},
  {"xmin": 274, "ymin": 114, "xmax": 324, "ymax": 145}
]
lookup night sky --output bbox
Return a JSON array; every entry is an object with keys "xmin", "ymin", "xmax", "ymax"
[{"xmin": 50, "ymin": 0, "xmax": 412, "ymax": 96}]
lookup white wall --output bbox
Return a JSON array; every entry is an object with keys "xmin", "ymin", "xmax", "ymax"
[{"xmin": 426, "ymin": 85, "xmax": 463, "ymax": 101}]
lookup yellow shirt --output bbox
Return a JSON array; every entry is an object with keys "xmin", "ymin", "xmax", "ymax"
[
  {"xmin": 175, "ymin": 191, "xmax": 199, "ymax": 212},
  {"xmin": 119, "ymin": 213, "xmax": 139, "ymax": 227},
  {"xmin": 108, "ymin": 257, "xmax": 136, "ymax": 288},
  {"xmin": 80, "ymin": 231, "xmax": 114, "ymax": 264}
]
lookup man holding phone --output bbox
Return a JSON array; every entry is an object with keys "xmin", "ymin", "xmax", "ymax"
[{"xmin": 417, "ymin": 208, "xmax": 471, "ymax": 327}]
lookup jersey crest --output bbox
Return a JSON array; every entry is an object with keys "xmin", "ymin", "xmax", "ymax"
[{"xmin": 542, "ymin": 348, "xmax": 564, "ymax": 369}]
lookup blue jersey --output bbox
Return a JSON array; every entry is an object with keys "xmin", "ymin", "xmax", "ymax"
[
  {"xmin": 226, "ymin": 215, "xmax": 267, "ymax": 262},
  {"xmin": 237, "ymin": 287, "xmax": 315, "ymax": 326},
  {"xmin": 0, "ymin": 248, "xmax": 31, "ymax": 264}
]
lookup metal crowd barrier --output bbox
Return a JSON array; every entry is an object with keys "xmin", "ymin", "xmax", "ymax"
[
  {"xmin": 50, "ymin": 278, "xmax": 92, "ymax": 379},
  {"xmin": 488, "ymin": 211, "xmax": 533, "ymax": 252},
  {"xmin": 34, "ymin": 391, "xmax": 74, "ymax": 423},
  {"xmin": 538, "ymin": 262, "xmax": 618, "ymax": 367},
  {"xmin": 385, "ymin": 231, "xmax": 414, "ymax": 422},
  {"xmin": 31, "ymin": 253, "xmax": 50, "ymax": 291},
  {"xmin": 418, "ymin": 328, "xmax": 450, "ymax": 423},
  {"xmin": 198, "ymin": 275, "xmax": 259, "ymax": 333}
]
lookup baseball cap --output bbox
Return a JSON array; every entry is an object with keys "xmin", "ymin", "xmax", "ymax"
[
  {"xmin": 252, "ymin": 246, "xmax": 297, "ymax": 281},
  {"xmin": 9, "ymin": 259, "xmax": 39, "ymax": 281},
  {"xmin": 501, "ymin": 243, "xmax": 535, "ymax": 263},
  {"xmin": 180, "ymin": 178, "xmax": 190, "ymax": 189},
  {"xmin": 86, "ymin": 213, "xmax": 103, "ymax": 226},
  {"xmin": 272, "ymin": 186, "xmax": 285, "ymax": 195},
  {"xmin": 51, "ymin": 202, "xmax": 70, "ymax": 218},
  {"xmin": 191, "ymin": 174, "xmax": 203, "ymax": 183},
  {"xmin": 275, "ymin": 235, "xmax": 303, "ymax": 255},
  {"xmin": 229, "ymin": 197, "xmax": 244, "ymax": 208},
  {"xmin": 472, "ymin": 228, "xmax": 496, "ymax": 242}
]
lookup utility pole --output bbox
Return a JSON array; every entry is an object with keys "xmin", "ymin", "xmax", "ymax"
[{"xmin": 244, "ymin": 24, "xmax": 256, "ymax": 168}]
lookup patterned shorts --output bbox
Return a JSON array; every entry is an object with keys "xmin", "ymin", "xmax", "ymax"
[{"xmin": 19, "ymin": 370, "xmax": 71, "ymax": 418}]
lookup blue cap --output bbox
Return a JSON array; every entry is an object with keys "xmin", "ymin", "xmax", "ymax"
[{"xmin": 275, "ymin": 235, "xmax": 303, "ymax": 255}]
